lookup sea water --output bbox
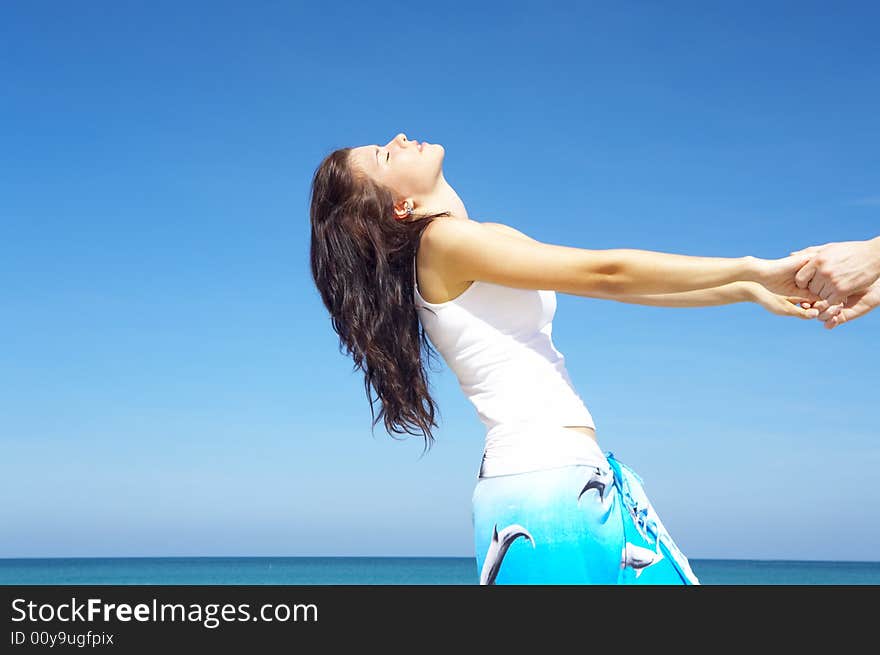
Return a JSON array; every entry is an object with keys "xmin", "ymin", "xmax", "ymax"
[{"xmin": 2, "ymin": 557, "xmax": 880, "ymax": 585}]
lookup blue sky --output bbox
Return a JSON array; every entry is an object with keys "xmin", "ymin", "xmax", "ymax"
[{"xmin": 1, "ymin": 0, "xmax": 877, "ymax": 562}]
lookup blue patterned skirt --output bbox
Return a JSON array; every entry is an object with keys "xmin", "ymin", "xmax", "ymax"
[{"xmin": 472, "ymin": 451, "xmax": 700, "ymax": 584}]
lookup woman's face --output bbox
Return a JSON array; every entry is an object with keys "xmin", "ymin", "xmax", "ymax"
[{"xmin": 349, "ymin": 133, "xmax": 445, "ymax": 202}]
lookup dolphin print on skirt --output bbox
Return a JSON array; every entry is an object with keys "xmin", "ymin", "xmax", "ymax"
[{"xmin": 479, "ymin": 523, "xmax": 535, "ymax": 585}]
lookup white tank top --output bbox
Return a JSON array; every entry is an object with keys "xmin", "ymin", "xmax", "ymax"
[{"xmin": 413, "ymin": 250, "xmax": 607, "ymax": 478}]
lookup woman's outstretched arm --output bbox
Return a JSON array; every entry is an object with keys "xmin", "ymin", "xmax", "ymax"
[
  {"xmin": 425, "ymin": 219, "xmax": 819, "ymax": 300},
  {"xmin": 474, "ymin": 223, "xmax": 818, "ymax": 318},
  {"xmin": 597, "ymin": 281, "xmax": 752, "ymax": 307},
  {"xmin": 593, "ymin": 282, "xmax": 821, "ymax": 319}
]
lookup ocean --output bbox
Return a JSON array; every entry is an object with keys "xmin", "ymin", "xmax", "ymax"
[{"xmin": 2, "ymin": 557, "xmax": 880, "ymax": 585}]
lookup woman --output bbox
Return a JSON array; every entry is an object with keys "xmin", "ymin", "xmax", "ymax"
[{"xmin": 309, "ymin": 133, "xmax": 829, "ymax": 585}]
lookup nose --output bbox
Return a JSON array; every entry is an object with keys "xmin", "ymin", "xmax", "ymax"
[{"xmin": 388, "ymin": 133, "xmax": 408, "ymax": 149}]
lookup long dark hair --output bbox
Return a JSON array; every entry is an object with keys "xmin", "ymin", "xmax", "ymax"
[{"xmin": 309, "ymin": 147, "xmax": 451, "ymax": 455}]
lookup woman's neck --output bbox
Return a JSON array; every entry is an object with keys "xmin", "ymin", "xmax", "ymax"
[{"xmin": 419, "ymin": 175, "xmax": 469, "ymax": 221}]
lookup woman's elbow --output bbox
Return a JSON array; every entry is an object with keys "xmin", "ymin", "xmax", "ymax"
[
  {"xmin": 577, "ymin": 257, "xmax": 625, "ymax": 296},
  {"xmin": 591, "ymin": 273, "xmax": 627, "ymax": 297}
]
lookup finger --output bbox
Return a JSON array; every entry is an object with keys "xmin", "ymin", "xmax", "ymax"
[
  {"xmin": 791, "ymin": 286, "xmax": 822, "ymax": 303},
  {"xmin": 784, "ymin": 297, "xmax": 820, "ymax": 318},
  {"xmin": 837, "ymin": 304, "xmax": 867, "ymax": 324},
  {"xmin": 826, "ymin": 310, "xmax": 848, "ymax": 328},
  {"xmin": 817, "ymin": 304, "xmax": 842, "ymax": 321},
  {"xmin": 825, "ymin": 304, "xmax": 867, "ymax": 328},
  {"xmin": 820, "ymin": 281, "xmax": 843, "ymax": 304},
  {"xmin": 811, "ymin": 299, "xmax": 831, "ymax": 313},
  {"xmin": 825, "ymin": 289, "xmax": 847, "ymax": 306},
  {"xmin": 792, "ymin": 305, "xmax": 820, "ymax": 319},
  {"xmin": 795, "ymin": 262, "xmax": 817, "ymax": 288},
  {"xmin": 809, "ymin": 276, "xmax": 827, "ymax": 298},
  {"xmin": 790, "ymin": 245, "xmax": 822, "ymax": 257}
]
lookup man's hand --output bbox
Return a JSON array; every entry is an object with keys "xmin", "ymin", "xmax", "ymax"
[
  {"xmin": 809, "ymin": 279, "xmax": 880, "ymax": 329},
  {"xmin": 791, "ymin": 238, "xmax": 880, "ymax": 305}
]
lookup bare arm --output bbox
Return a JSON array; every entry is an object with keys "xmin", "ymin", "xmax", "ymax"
[
  {"xmin": 591, "ymin": 282, "xmax": 754, "ymax": 307},
  {"xmin": 481, "ymin": 221, "xmax": 750, "ymax": 306},
  {"xmin": 475, "ymin": 224, "xmax": 816, "ymax": 317},
  {"xmin": 594, "ymin": 281, "xmax": 819, "ymax": 318},
  {"xmin": 435, "ymin": 220, "xmax": 818, "ymax": 300}
]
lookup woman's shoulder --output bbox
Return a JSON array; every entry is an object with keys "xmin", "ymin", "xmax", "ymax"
[
  {"xmin": 417, "ymin": 220, "xmax": 536, "ymax": 283},
  {"xmin": 478, "ymin": 221, "xmax": 539, "ymax": 243},
  {"xmin": 421, "ymin": 218, "xmax": 537, "ymax": 249},
  {"xmin": 420, "ymin": 217, "xmax": 580, "ymax": 294}
]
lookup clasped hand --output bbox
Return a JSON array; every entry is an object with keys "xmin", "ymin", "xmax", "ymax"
[{"xmin": 759, "ymin": 239, "xmax": 880, "ymax": 329}]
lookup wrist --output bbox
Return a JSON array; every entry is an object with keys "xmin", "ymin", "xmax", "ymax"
[
  {"xmin": 740, "ymin": 255, "xmax": 764, "ymax": 284},
  {"xmin": 739, "ymin": 281, "xmax": 763, "ymax": 303}
]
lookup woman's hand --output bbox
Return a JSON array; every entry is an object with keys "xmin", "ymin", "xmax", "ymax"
[
  {"xmin": 748, "ymin": 283, "xmax": 821, "ymax": 319},
  {"xmin": 748, "ymin": 254, "xmax": 824, "ymax": 300}
]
